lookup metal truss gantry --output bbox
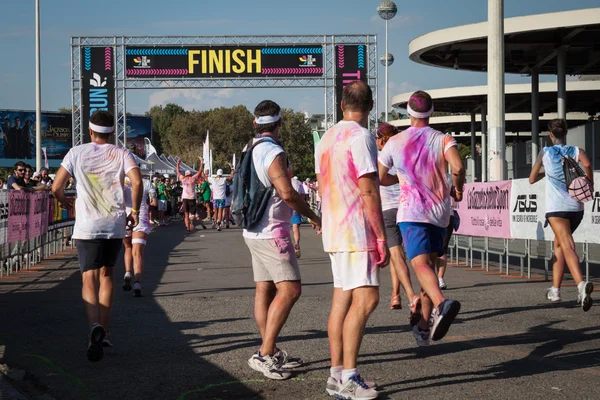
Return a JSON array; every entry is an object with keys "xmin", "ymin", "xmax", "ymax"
[{"xmin": 71, "ymin": 35, "xmax": 378, "ymax": 147}]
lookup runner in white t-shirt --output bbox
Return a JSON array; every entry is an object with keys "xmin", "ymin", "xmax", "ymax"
[
  {"xmin": 52, "ymin": 110, "xmax": 142, "ymax": 362},
  {"xmin": 244, "ymin": 100, "xmax": 321, "ymax": 381},
  {"xmin": 122, "ymin": 176, "xmax": 155, "ymax": 298},
  {"xmin": 210, "ymin": 166, "xmax": 233, "ymax": 231},
  {"xmin": 290, "ymin": 175, "xmax": 305, "ymax": 258},
  {"xmin": 376, "ymin": 122, "xmax": 420, "ymax": 325}
]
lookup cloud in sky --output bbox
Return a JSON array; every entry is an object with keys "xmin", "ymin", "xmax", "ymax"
[{"xmin": 148, "ymin": 88, "xmax": 248, "ymax": 111}]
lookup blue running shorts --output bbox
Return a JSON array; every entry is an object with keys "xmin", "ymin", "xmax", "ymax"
[
  {"xmin": 291, "ymin": 211, "xmax": 302, "ymax": 225},
  {"xmin": 398, "ymin": 222, "xmax": 447, "ymax": 261}
]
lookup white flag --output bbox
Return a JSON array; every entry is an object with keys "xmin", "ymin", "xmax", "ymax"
[
  {"xmin": 233, "ymin": 154, "xmax": 236, "ymax": 170},
  {"xmin": 144, "ymin": 137, "xmax": 157, "ymax": 157}
]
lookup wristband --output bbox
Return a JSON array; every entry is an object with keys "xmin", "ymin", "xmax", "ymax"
[
  {"xmin": 131, "ymin": 208, "xmax": 139, "ymax": 214},
  {"xmin": 377, "ymin": 239, "xmax": 387, "ymax": 243}
]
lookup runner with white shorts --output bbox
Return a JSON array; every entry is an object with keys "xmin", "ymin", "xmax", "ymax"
[{"xmin": 122, "ymin": 176, "xmax": 154, "ymax": 298}]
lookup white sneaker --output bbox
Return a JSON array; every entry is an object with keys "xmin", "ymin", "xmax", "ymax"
[
  {"xmin": 576, "ymin": 281, "xmax": 594, "ymax": 312},
  {"xmin": 326, "ymin": 376, "xmax": 377, "ymax": 396},
  {"xmin": 412, "ymin": 325, "xmax": 430, "ymax": 347},
  {"xmin": 546, "ymin": 287, "xmax": 561, "ymax": 302},
  {"xmin": 438, "ymin": 278, "xmax": 447, "ymax": 290},
  {"xmin": 133, "ymin": 281, "xmax": 142, "ymax": 297},
  {"xmin": 334, "ymin": 374, "xmax": 378, "ymax": 400},
  {"xmin": 274, "ymin": 349, "xmax": 303, "ymax": 369},
  {"xmin": 247, "ymin": 352, "xmax": 291, "ymax": 380}
]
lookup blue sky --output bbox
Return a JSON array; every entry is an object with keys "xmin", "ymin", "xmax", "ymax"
[{"xmin": 0, "ymin": 0, "xmax": 598, "ymax": 116}]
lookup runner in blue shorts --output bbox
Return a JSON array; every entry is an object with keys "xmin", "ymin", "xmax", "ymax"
[{"xmin": 378, "ymin": 90, "xmax": 465, "ymax": 347}]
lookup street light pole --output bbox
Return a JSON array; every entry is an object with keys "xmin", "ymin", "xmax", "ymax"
[
  {"xmin": 488, "ymin": 0, "xmax": 505, "ymax": 181},
  {"xmin": 377, "ymin": 1, "xmax": 397, "ymax": 123},
  {"xmin": 385, "ymin": 19, "xmax": 389, "ymax": 122},
  {"xmin": 35, "ymin": 0, "xmax": 42, "ymax": 171}
]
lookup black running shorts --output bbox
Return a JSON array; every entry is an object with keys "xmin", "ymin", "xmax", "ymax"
[
  {"xmin": 76, "ymin": 239, "xmax": 123, "ymax": 273},
  {"xmin": 442, "ymin": 215, "xmax": 455, "ymax": 253},
  {"xmin": 182, "ymin": 198, "xmax": 196, "ymax": 214},
  {"xmin": 545, "ymin": 211, "xmax": 584, "ymax": 234}
]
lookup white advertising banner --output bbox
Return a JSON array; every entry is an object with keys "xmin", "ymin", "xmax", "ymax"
[
  {"xmin": 508, "ymin": 173, "xmax": 600, "ymax": 243},
  {"xmin": 509, "ymin": 178, "xmax": 554, "ymax": 241},
  {"xmin": 573, "ymin": 172, "xmax": 600, "ymax": 244}
]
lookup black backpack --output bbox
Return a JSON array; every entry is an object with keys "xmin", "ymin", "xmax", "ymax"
[{"xmin": 231, "ymin": 138, "xmax": 276, "ymax": 229}]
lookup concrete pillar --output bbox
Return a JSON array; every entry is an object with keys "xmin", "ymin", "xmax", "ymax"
[
  {"xmin": 471, "ymin": 111, "xmax": 477, "ymax": 180},
  {"xmin": 482, "ymin": 102, "xmax": 488, "ymax": 182},
  {"xmin": 557, "ymin": 46, "xmax": 567, "ymax": 120},
  {"xmin": 488, "ymin": 0, "xmax": 506, "ymax": 181},
  {"xmin": 531, "ymin": 68, "xmax": 540, "ymax": 161}
]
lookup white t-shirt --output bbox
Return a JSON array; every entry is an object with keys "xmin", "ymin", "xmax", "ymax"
[
  {"xmin": 61, "ymin": 142, "xmax": 138, "ymax": 239},
  {"xmin": 302, "ymin": 182, "xmax": 310, "ymax": 195},
  {"xmin": 379, "ymin": 165, "xmax": 400, "ymax": 211},
  {"xmin": 242, "ymin": 137, "xmax": 293, "ymax": 240},
  {"xmin": 211, "ymin": 177, "xmax": 227, "ymax": 200},
  {"xmin": 125, "ymin": 178, "xmax": 154, "ymax": 223},
  {"xmin": 315, "ymin": 120, "xmax": 378, "ymax": 252},
  {"xmin": 292, "ymin": 178, "xmax": 305, "ymax": 195}
]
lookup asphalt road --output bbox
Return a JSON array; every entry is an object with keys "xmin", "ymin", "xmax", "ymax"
[{"xmin": 1, "ymin": 222, "xmax": 599, "ymax": 400}]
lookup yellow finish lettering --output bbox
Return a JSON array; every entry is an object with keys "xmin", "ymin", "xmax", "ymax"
[
  {"xmin": 247, "ymin": 49, "xmax": 261, "ymax": 73},
  {"xmin": 188, "ymin": 50, "xmax": 201, "ymax": 74},
  {"xmin": 232, "ymin": 49, "xmax": 245, "ymax": 73}
]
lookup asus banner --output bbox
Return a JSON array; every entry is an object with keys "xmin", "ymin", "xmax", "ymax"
[
  {"xmin": 81, "ymin": 47, "xmax": 115, "ymax": 143},
  {"xmin": 451, "ymin": 173, "xmax": 600, "ymax": 243},
  {"xmin": 334, "ymin": 45, "xmax": 368, "ymax": 122},
  {"xmin": 124, "ymin": 46, "xmax": 324, "ymax": 78}
]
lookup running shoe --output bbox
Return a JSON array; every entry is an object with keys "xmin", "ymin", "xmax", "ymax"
[
  {"xmin": 133, "ymin": 281, "xmax": 142, "ymax": 298},
  {"xmin": 226, "ymin": 223, "xmax": 230, "ymax": 229},
  {"xmin": 217, "ymin": 222, "xmax": 222, "ymax": 232},
  {"xmin": 332, "ymin": 374, "xmax": 378, "ymax": 400},
  {"xmin": 102, "ymin": 329, "xmax": 114, "ymax": 347},
  {"xmin": 546, "ymin": 287, "xmax": 561, "ymax": 302},
  {"xmin": 390, "ymin": 295, "xmax": 401, "ymax": 310},
  {"xmin": 439, "ymin": 278, "xmax": 447, "ymax": 290},
  {"xmin": 247, "ymin": 352, "xmax": 291, "ymax": 380},
  {"xmin": 412, "ymin": 324, "xmax": 430, "ymax": 347},
  {"xmin": 86, "ymin": 323, "xmax": 105, "ymax": 362},
  {"xmin": 274, "ymin": 349, "xmax": 303, "ymax": 369},
  {"xmin": 122, "ymin": 273, "xmax": 132, "ymax": 291},
  {"xmin": 294, "ymin": 244, "xmax": 301, "ymax": 259},
  {"xmin": 409, "ymin": 295, "xmax": 421, "ymax": 326},
  {"xmin": 577, "ymin": 281, "xmax": 594, "ymax": 312},
  {"xmin": 430, "ymin": 299, "xmax": 461, "ymax": 341},
  {"xmin": 326, "ymin": 377, "xmax": 377, "ymax": 397}
]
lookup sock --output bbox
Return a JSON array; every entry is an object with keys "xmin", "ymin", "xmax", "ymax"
[
  {"xmin": 552, "ymin": 286, "xmax": 560, "ymax": 292},
  {"xmin": 341, "ymin": 368, "xmax": 357, "ymax": 384},
  {"xmin": 330, "ymin": 366, "xmax": 343, "ymax": 381},
  {"xmin": 577, "ymin": 281, "xmax": 585, "ymax": 291},
  {"xmin": 124, "ymin": 271, "xmax": 132, "ymax": 278}
]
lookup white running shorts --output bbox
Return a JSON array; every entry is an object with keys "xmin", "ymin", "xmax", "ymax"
[{"xmin": 329, "ymin": 251, "xmax": 380, "ymax": 291}]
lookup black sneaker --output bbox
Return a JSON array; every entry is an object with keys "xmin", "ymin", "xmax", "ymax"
[
  {"xmin": 122, "ymin": 274, "xmax": 132, "ymax": 291},
  {"xmin": 430, "ymin": 299, "xmax": 461, "ymax": 341},
  {"xmin": 87, "ymin": 324, "xmax": 105, "ymax": 362}
]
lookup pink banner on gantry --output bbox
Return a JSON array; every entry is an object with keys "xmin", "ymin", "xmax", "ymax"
[
  {"xmin": 8, "ymin": 191, "xmax": 28, "ymax": 243},
  {"xmin": 453, "ymin": 180, "xmax": 512, "ymax": 239}
]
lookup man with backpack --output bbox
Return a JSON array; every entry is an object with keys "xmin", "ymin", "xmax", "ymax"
[{"xmin": 234, "ymin": 100, "xmax": 321, "ymax": 380}]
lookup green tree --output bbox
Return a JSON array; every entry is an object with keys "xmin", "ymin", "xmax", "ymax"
[
  {"xmin": 146, "ymin": 103, "xmax": 186, "ymax": 153},
  {"xmin": 278, "ymin": 108, "xmax": 314, "ymax": 180},
  {"xmin": 58, "ymin": 107, "xmax": 72, "ymax": 114}
]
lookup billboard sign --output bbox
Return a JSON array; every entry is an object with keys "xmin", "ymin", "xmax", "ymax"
[
  {"xmin": 124, "ymin": 116, "xmax": 152, "ymax": 159},
  {"xmin": 81, "ymin": 47, "xmax": 115, "ymax": 143},
  {"xmin": 0, "ymin": 110, "xmax": 72, "ymax": 160},
  {"xmin": 125, "ymin": 46, "xmax": 324, "ymax": 78},
  {"xmin": 335, "ymin": 45, "xmax": 368, "ymax": 122}
]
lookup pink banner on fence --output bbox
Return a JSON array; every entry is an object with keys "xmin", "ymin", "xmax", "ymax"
[
  {"xmin": 27, "ymin": 192, "xmax": 49, "ymax": 239},
  {"xmin": 453, "ymin": 180, "xmax": 512, "ymax": 239},
  {"xmin": 8, "ymin": 191, "xmax": 28, "ymax": 243}
]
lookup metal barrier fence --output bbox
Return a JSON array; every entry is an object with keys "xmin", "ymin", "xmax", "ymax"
[
  {"xmin": 449, "ymin": 234, "xmax": 597, "ymax": 281},
  {"xmin": 0, "ymin": 190, "xmax": 75, "ymax": 279}
]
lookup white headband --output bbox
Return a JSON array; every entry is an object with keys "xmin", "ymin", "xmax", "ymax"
[
  {"xmin": 406, "ymin": 103, "xmax": 434, "ymax": 119},
  {"xmin": 254, "ymin": 113, "xmax": 281, "ymax": 124},
  {"xmin": 89, "ymin": 122, "xmax": 114, "ymax": 134}
]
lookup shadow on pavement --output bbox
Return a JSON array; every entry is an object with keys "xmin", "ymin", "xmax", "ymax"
[{"xmin": 0, "ymin": 224, "xmax": 262, "ymax": 400}]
